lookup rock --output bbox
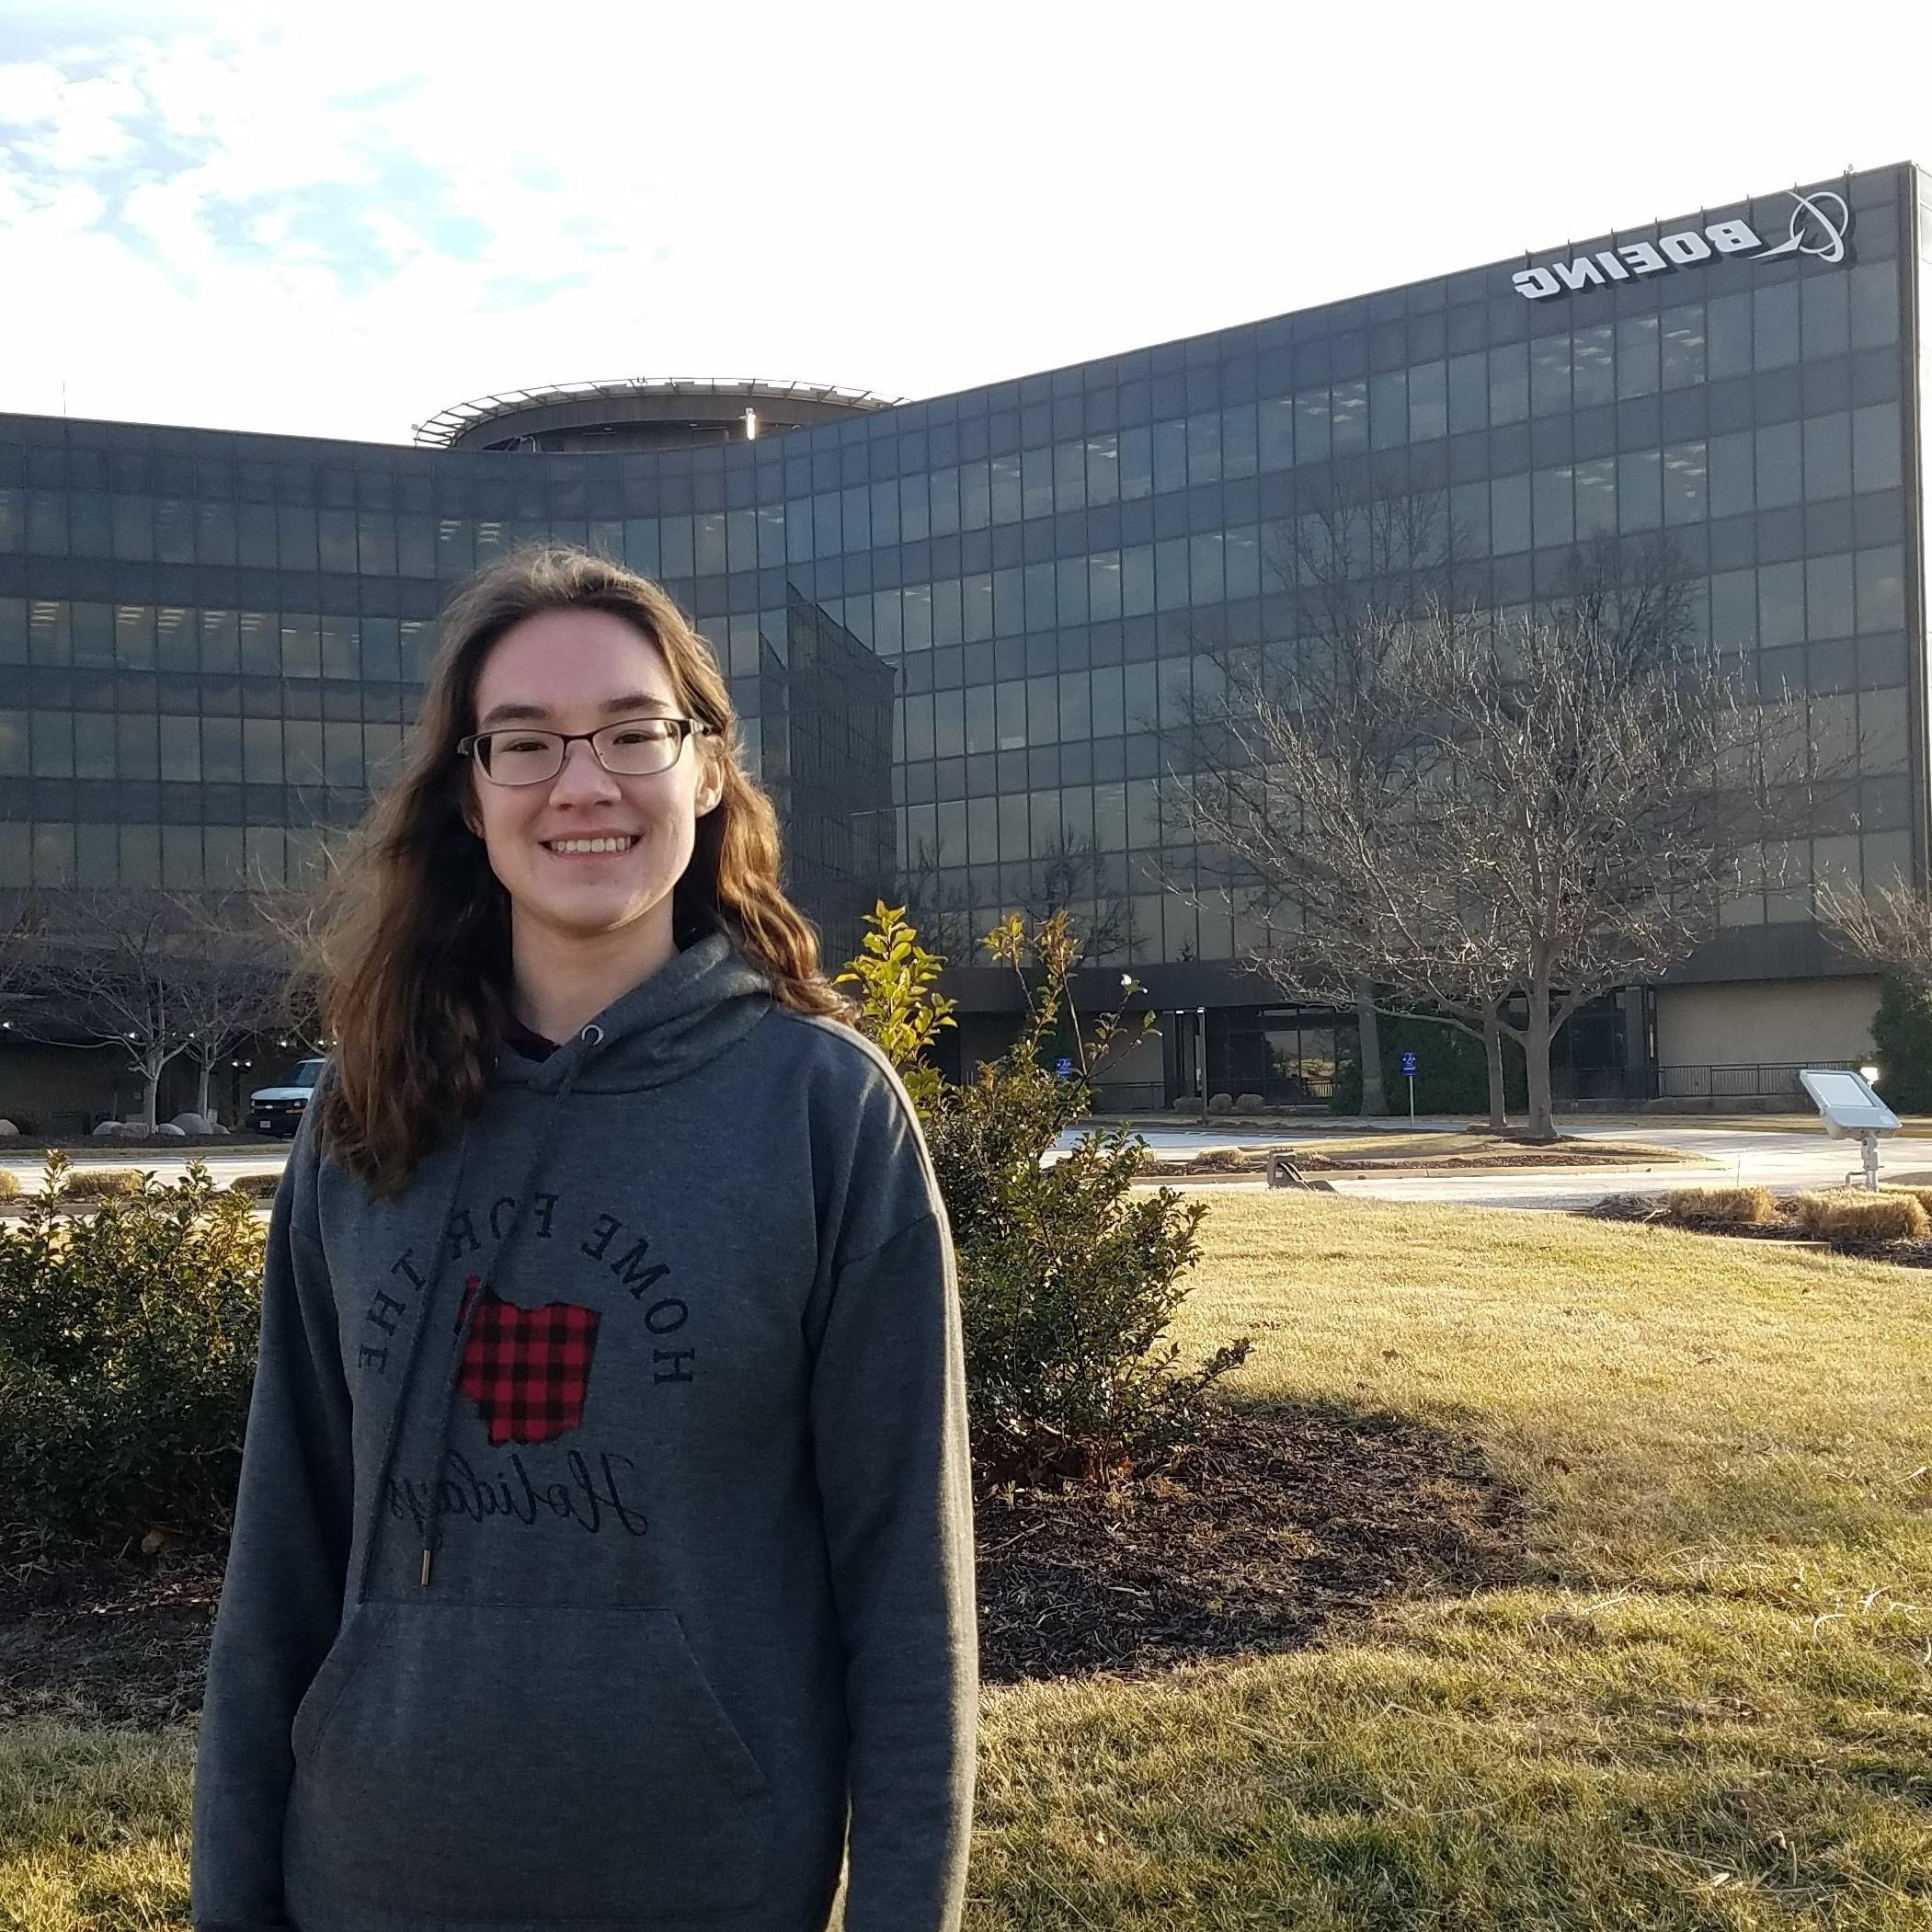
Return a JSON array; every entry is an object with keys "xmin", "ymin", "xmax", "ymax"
[
  {"xmin": 152, "ymin": 1123, "xmax": 188, "ymax": 1138},
  {"xmin": 170, "ymin": 1112, "xmax": 209, "ymax": 1134},
  {"xmin": 0, "ymin": 1119, "xmax": 17, "ymax": 1137},
  {"xmin": 1208, "ymin": 1092, "xmax": 1234, "ymax": 1114},
  {"xmin": 92, "ymin": 1119, "xmax": 128, "ymax": 1137},
  {"xmin": 1233, "ymin": 1092, "xmax": 1264, "ymax": 1115}
]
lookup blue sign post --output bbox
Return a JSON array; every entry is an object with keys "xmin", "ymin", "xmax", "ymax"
[{"xmin": 1400, "ymin": 1049, "xmax": 1419, "ymax": 1121}]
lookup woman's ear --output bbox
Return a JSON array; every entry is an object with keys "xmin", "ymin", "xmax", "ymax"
[{"xmin": 694, "ymin": 751, "xmax": 725, "ymax": 818}]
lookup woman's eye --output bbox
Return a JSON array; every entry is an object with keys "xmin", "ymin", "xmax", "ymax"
[{"xmin": 498, "ymin": 736, "xmax": 549, "ymax": 754}]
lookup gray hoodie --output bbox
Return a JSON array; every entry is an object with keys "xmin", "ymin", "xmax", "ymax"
[{"xmin": 190, "ymin": 934, "xmax": 978, "ymax": 1932}]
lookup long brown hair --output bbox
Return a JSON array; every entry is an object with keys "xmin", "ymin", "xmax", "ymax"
[{"xmin": 307, "ymin": 545, "xmax": 847, "ymax": 1197}]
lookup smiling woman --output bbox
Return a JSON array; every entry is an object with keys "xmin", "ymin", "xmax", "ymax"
[{"xmin": 189, "ymin": 545, "xmax": 980, "ymax": 1932}]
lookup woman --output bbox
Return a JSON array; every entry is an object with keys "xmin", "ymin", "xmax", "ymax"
[{"xmin": 190, "ymin": 547, "xmax": 978, "ymax": 1932}]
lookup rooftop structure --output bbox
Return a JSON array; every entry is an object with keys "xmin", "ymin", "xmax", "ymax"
[{"xmin": 413, "ymin": 377, "xmax": 898, "ymax": 453}]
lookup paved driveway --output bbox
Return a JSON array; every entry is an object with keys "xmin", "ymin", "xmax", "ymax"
[
  {"xmin": 1, "ymin": 1145, "xmax": 292, "ymax": 1189},
  {"xmin": 6, "ymin": 1118, "xmax": 1908, "ymax": 1218},
  {"xmin": 1061, "ymin": 1117, "xmax": 1910, "ymax": 1214}
]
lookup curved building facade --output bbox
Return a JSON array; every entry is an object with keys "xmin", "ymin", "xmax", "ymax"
[{"xmin": 0, "ymin": 162, "xmax": 1926, "ymax": 1124}]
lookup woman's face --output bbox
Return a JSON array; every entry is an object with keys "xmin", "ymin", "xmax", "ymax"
[{"xmin": 465, "ymin": 607, "xmax": 722, "ymax": 955}]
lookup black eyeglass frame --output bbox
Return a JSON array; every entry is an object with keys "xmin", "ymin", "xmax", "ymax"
[{"xmin": 456, "ymin": 715, "xmax": 717, "ymax": 786}]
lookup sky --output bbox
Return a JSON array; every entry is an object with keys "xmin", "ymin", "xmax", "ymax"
[{"xmin": 0, "ymin": 0, "xmax": 1928, "ymax": 449}]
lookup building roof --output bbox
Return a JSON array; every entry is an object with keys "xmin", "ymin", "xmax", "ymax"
[{"xmin": 412, "ymin": 376, "xmax": 899, "ymax": 449}]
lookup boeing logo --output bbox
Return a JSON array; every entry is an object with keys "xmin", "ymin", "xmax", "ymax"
[{"xmin": 1512, "ymin": 188, "xmax": 1853, "ymax": 301}]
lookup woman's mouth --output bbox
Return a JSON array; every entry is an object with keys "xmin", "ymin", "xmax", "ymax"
[{"xmin": 543, "ymin": 835, "xmax": 637, "ymax": 855}]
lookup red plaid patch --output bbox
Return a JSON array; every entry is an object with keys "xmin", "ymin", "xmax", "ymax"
[{"xmin": 454, "ymin": 1276, "xmax": 602, "ymax": 1446}]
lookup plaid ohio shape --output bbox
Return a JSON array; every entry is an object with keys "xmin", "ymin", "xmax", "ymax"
[{"xmin": 454, "ymin": 1276, "xmax": 603, "ymax": 1446}]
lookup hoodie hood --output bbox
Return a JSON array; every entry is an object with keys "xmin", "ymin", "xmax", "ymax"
[{"xmin": 489, "ymin": 930, "xmax": 773, "ymax": 1095}]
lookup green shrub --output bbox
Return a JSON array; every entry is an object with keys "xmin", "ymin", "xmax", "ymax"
[
  {"xmin": 1792, "ymin": 1188, "xmax": 1929, "ymax": 1242},
  {"xmin": 1332, "ymin": 1008, "xmax": 1527, "ymax": 1116},
  {"xmin": 1870, "ymin": 975, "xmax": 1932, "ymax": 1112},
  {"xmin": 56, "ymin": 1166, "xmax": 144, "ymax": 1203},
  {"xmin": 843, "ymin": 903, "xmax": 1252, "ymax": 1490},
  {"xmin": 0, "ymin": 1150, "xmax": 267, "ymax": 1540},
  {"xmin": 1663, "ymin": 1185, "xmax": 1778, "ymax": 1228}
]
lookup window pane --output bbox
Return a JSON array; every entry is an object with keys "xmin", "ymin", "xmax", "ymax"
[
  {"xmin": 1572, "ymin": 325, "xmax": 1614, "ymax": 406},
  {"xmin": 1752, "ymin": 284, "xmax": 1800, "ymax": 370},
  {"xmin": 1616, "ymin": 314, "xmax": 1660, "ymax": 398},
  {"xmin": 1804, "ymin": 414, "xmax": 1852, "ymax": 499},
  {"xmin": 1618, "ymin": 450, "xmax": 1661, "ymax": 531},
  {"xmin": 1661, "ymin": 304, "xmax": 1706, "ymax": 388},
  {"xmin": 1488, "ymin": 343, "xmax": 1528, "ymax": 423},
  {"xmin": 1755, "ymin": 421, "xmax": 1801, "ymax": 509}
]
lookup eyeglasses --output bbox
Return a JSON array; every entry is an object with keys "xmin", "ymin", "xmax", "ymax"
[{"xmin": 457, "ymin": 716, "xmax": 716, "ymax": 787}]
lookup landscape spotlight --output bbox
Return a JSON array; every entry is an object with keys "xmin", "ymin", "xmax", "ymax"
[{"xmin": 1862, "ymin": 1064, "xmax": 1881, "ymax": 1082}]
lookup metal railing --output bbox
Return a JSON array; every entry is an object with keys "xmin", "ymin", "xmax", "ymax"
[{"xmin": 1653, "ymin": 1059, "xmax": 1857, "ymax": 1101}]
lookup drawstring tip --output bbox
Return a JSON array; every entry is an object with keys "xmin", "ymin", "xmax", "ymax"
[{"xmin": 420, "ymin": 1548, "xmax": 433, "ymax": 1587}]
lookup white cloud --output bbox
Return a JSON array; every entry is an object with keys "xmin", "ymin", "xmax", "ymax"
[{"xmin": 0, "ymin": 0, "xmax": 1926, "ymax": 440}]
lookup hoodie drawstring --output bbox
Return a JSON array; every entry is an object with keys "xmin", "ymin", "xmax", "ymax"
[{"xmin": 417, "ymin": 1035, "xmax": 597, "ymax": 1587}]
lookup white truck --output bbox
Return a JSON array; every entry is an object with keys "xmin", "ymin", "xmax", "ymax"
[{"xmin": 249, "ymin": 1057, "xmax": 326, "ymax": 1137}]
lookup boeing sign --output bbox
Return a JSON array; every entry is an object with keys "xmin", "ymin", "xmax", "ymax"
[{"xmin": 1511, "ymin": 188, "xmax": 1852, "ymax": 302}]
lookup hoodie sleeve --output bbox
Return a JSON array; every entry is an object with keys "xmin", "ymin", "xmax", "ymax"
[
  {"xmin": 807, "ymin": 1094, "xmax": 978, "ymax": 1932},
  {"xmin": 190, "ymin": 1101, "xmax": 354, "ymax": 1932}
]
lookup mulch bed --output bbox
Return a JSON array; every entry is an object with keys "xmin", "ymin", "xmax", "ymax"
[
  {"xmin": 975, "ymin": 1402, "xmax": 1526, "ymax": 1684},
  {"xmin": 0, "ymin": 1402, "xmax": 1527, "ymax": 1727},
  {"xmin": 1585, "ymin": 1194, "xmax": 1932, "ymax": 1270},
  {"xmin": 0, "ymin": 1536, "xmax": 225, "ymax": 1728}
]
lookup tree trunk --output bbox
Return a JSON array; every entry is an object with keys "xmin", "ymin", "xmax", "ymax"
[
  {"xmin": 140, "ymin": 1061, "xmax": 161, "ymax": 1130},
  {"xmin": 1355, "ymin": 979, "xmax": 1386, "ymax": 1116},
  {"xmin": 1482, "ymin": 1010, "xmax": 1507, "ymax": 1134},
  {"xmin": 1525, "ymin": 968, "xmax": 1558, "ymax": 1142},
  {"xmin": 196, "ymin": 1057, "xmax": 214, "ymax": 1123}
]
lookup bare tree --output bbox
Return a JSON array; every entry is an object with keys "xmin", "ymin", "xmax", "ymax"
[
  {"xmin": 1171, "ymin": 602, "xmax": 1526, "ymax": 1129},
  {"xmin": 1247, "ymin": 477, "xmax": 1475, "ymax": 1116},
  {"xmin": 896, "ymin": 842, "xmax": 977, "ymax": 966},
  {"xmin": 897, "ymin": 832, "xmax": 1134, "ymax": 973},
  {"xmin": 27, "ymin": 890, "xmax": 201, "ymax": 1128},
  {"xmin": 1816, "ymin": 877, "xmax": 1932, "ymax": 984},
  {"xmin": 167, "ymin": 891, "xmax": 298, "ymax": 1123},
  {"xmin": 1013, "ymin": 833, "xmax": 1132, "ymax": 968},
  {"xmin": 0, "ymin": 889, "xmax": 47, "ymax": 1033},
  {"xmin": 1172, "ymin": 535, "xmax": 1818, "ymax": 1140}
]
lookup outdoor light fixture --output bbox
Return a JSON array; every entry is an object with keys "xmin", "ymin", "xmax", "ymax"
[
  {"xmin": 1862, "ymin": 1064, "xmax": 1881, "ymax": 1082},
  {"xmin": 743, "ymin": 407, "xmax": 759, "ymax": 440}
]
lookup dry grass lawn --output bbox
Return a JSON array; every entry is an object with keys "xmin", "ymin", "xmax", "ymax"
[{"xmin": 6, "ymin": 1194, "xmax": 1932, "ymax": 1928}]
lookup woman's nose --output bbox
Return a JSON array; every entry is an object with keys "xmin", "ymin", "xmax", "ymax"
[{"xmin": 548, "ymin": 738, "xmax": 623, "ymax": 800}]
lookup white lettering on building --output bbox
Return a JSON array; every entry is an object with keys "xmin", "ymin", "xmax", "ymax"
[{"xmin": 1511, "ymin": 189, "xmax": 1852, "ymax": 302}]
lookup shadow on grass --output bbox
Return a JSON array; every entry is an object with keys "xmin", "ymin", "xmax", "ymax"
[{"xmin": 975, "ymin": 1394, "xmax": 1529, "ymax": 1686}]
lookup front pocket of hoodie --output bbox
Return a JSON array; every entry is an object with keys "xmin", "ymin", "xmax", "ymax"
[{"xmin": 291, "ymin": 1602, "xmax": 773, "ymax": 1919}]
